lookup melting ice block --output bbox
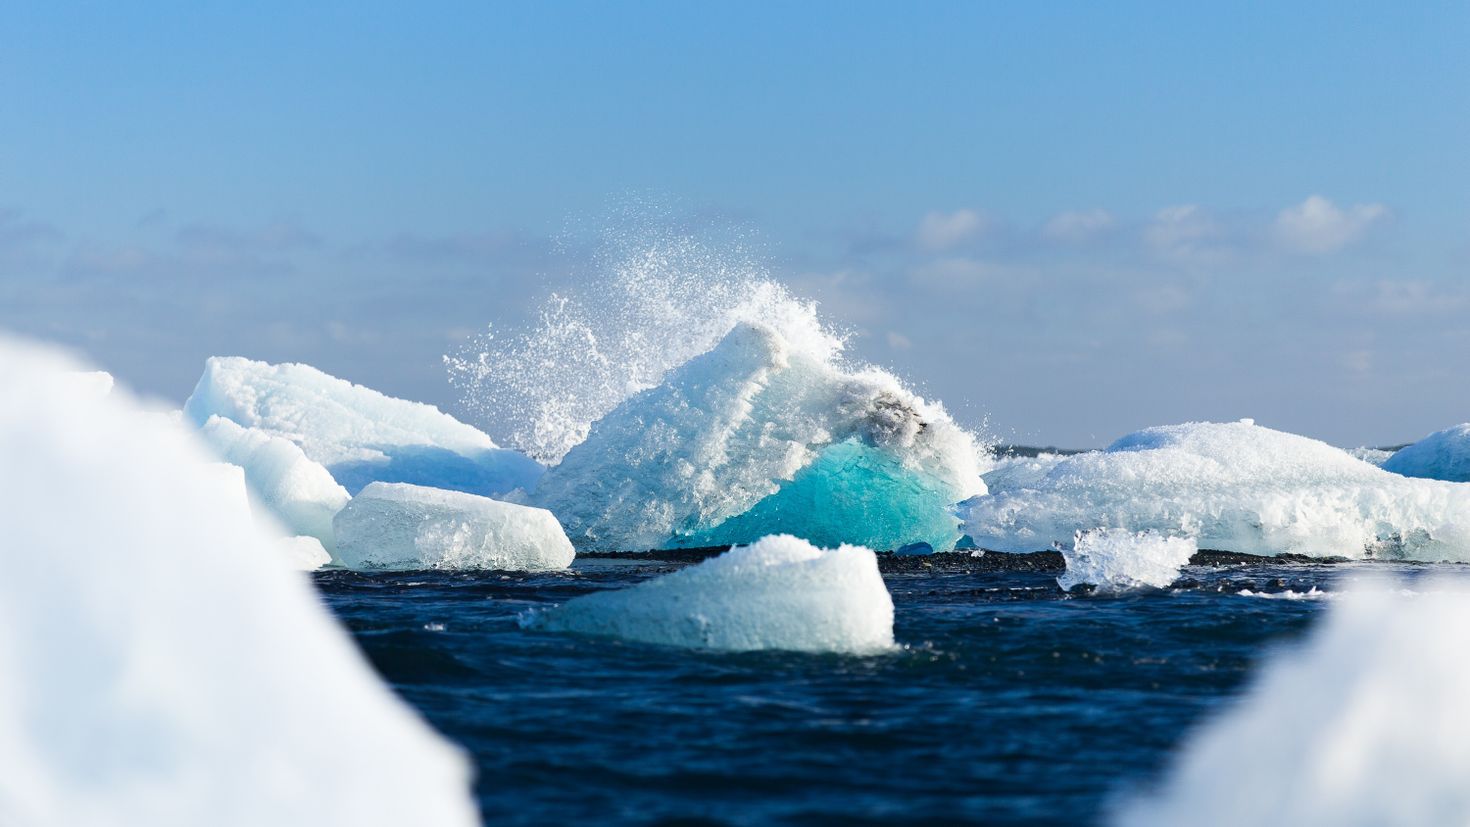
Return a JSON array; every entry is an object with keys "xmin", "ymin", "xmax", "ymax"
[
  {"xmin": 1119, "ymin": 578, "xmax": 1470, "ymax": 827},
  {"xmin": 965, "ymin": 420, "xmax": 1470, "ymax": 560},
  {"xmin": 184, "ymin": 356, "xmax": 544, "ymax": 496},
  {"xmin": 200, "ymin": 415, "xmax": 350, "ymax": 550},
  {"xmin": 1057, "ymin": 529, "xmax": 1196, "ymax": 593},
  {"xmin": 528, "ymin": 534, "xmax": 895, "ymax": 653},
  {"xmin": 0, "ymin": 335, "xmax": 477, "ymax": 826},
  {"xmin": 1383, "ymin": 424, "xmax": 1470, "ymax": 483},
  {"xmin": 334, "ymin": 482, "xmax": 575, "ymax": 571},
  {"xmin": 533, "ymin": 322, "xmax": 985, "ymax": 552}
]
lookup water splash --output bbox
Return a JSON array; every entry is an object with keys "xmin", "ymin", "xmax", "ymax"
[{"xmin": 446, "ymin": 218, "xmax": 844, "ymax": 464}]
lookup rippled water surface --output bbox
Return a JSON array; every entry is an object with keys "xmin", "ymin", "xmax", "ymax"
[{"xmin": 315, "ymin": 556, "xmax": 1428, "ymax": 825}]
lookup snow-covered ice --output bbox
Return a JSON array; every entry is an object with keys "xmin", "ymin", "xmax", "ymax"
[
  {"xmin": 200, "ymin": 415, "xmax": 350, "ymax": 551},
  {"xmin": 0, "ymin": 335, "xmax": 477, "ymax": 827},
  {"xmin": 1119, "ymin": 577, "xmax": 1470, "ymax": 827},
  {"xmin": 964, "ymin": 420, "xmax": 1470, "ymax": 560},
  {"xmin": 185, "ymin": 356, "xmax": 543, "ymax": 496},
  {"xmin": 1383, "ymin": 424, "xmax": 1470, "ymax": 483},
  {"xmin": 333, "ymin": 481, "xmax": 575, "ymax": 571},
  {"xmin": 1058, "ymin": 529, "xmax": 1196, "ymax": 593},
  {"xmin": 532, "ymin": 322, "xmax": 985, "ymax": 552},
  {"xmin": 527, "ymin": 534, "xmax": 895, "ymax": 653}
]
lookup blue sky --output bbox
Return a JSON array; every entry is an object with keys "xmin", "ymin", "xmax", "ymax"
[{"xmin": 3, "ymin": 2, "xmax": 1467, "ymax": 447}]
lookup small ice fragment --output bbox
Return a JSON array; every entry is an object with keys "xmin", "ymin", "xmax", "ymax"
[
  {"xmin": 527, "ymin": 534, "xmax": 895, "ymax": 653},
  {"xmin": 333, "ymin": 481, "xmax": 575, "ymax": 571},
  {"xmin": 1057, "ymin": 529, "xmax": 1195, "ymax": 593}
]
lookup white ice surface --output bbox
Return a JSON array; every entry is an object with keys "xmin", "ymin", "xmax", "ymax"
[
  {"xmin": 1058, "ymin": 529, "xmax": 1196, "ymax": 592},
  {"xmin": 185, "ymin": 356, "xmax": 543, "ymax": 496},
  {"xmin": 1383, "ymin": 424, "xmax": 1470, "ymax": 483},
  {"xmin": 200, "ymin": 415, "xmax": 350, "ymax": 550},
  {"xmin": 965, "ymin": 420, "xmax": 1470, "ymax": 560},
  {"xmin": 276, "ymin": 535, "xmax": 333, "ymax": 571},
  {"xmin": 0, "ymin": 335, "xmax": 477, "ymax": 827},
  {"xmin": 528, "ymin": 534, "xmax": 895, "ymax": 653},
  {"xmin": 334, "ymin": 482, "xmax": 575, "ymax": 571},
  {"xmin": 533, "ymin": 322, "xmax": 985, "ymax": 552},
  {"xmin": 1119, "ymin": 577, "xmax": 1470, "ymax": 827},
  {"xmin": 1347, "ymin": 446, "xmax": 1395, "ymax": 467}
]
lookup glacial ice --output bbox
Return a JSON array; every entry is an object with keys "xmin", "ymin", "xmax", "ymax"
[
  {"xmin": 527, "ymin": 534, "xmax": 895, "ymax": 653},
  {"xmin": 185, "ymin": 356, "xmax": 543, "ymax": 496},
  {"xmin": 200, "ymin": 415, "xmax": 350, "ymax": 550},
  {"xmin": 1057, "ymin": 529, "xmax": 1196, "ymax": 593},
  {"xmin": 532, "ymin": 322, "xmax": 985, "ymax": 552},
  {"xmin": 0, "ymin": 335, "xmax": 477, "ymax": 827},
  {"xmin": 1347, "ymin": 446, "xmax": 1394, "ymax": 467},
  {"xmin": 277, "ymin": 535, "xmax": 333, "ymax": 571},
  {"xmin": 965, "ymin": 420, "xmax": 1470, "ymax": 560},
  {"xmin": 1119, "ymin": 578, "xmax": 1470, "ymax": 827},
  {"xmin": 333, "ymin": 481, "xmax": 575, "ymax": 571},
  {"xmin": 1383, "ymin": 424, "xmax": 1470, "ymax": 483}
]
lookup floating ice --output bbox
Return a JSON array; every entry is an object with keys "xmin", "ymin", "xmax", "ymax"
[
  {"xmin": 185, "ymin": 356, "xmax": 543, "ymax": 496},
  {"xmin": 1058, "ymin": 529, "xmax": 1196, "ymax": 592},
  {"xmin": 531, "ymin": 322, "xmax": 985, "ymax": 552},
  {"xmin": 0, "ymin": 335, "xmax": 477, "ymax": 827},
  {"xmin": 200, "ymin": 415, "xmax": 350, "ymax": 550},
  {"xmin": 527, "ymin": 534, "xmax": 895, "ymax": 653},
  {"xmin": 1119, "ymin": 578, "xmax": 1470, "ymax": 827},
  {"xmin": 982, "ymin": 452, "xmax": 1069, "ymax": 492},
  {"xmin": 333, "ymin": 481, "xmax": 575, "ymax": 571},
  {"xmin": 1383, "ymin": 424, "xmax": 1470, "ymax": 483},
  {"xmin": 277, "ymin": 535, "xmax": 333, "ymax": 571},
  {"xmin": 965, "ymin": 420, "xmax": 1470, "ymax": 560},
  {"xmin": 1347, "ymin": 446, "xmax": 1394, "ymax": 467}
]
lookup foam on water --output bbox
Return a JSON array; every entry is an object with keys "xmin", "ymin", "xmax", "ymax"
[
  {"xmin": 1383, "ymin": 423, "xmax": 1470, "ymax": 483},
  {"xmin": 1058, "ymin": 529, "xmax": 1196, "ymax": 593},
  {"xmin": 966, "ymin": 420, "xmax": 1470, "ymax": 560},
  {"xmin": 0, "ymin": 335, "xmax": 477, "ymax": 826},
  {"xmin": 1119, "ymin": 577, "xmax": 1470, "ymax": 826},
  {"xmin": 526, "ymin": 534, "xmax": 895, "ymax": 653}
]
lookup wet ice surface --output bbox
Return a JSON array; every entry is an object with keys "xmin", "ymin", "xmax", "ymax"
[{"xmin": 315, "ymin": 554, "xmax": 1447, "ymax": 826}]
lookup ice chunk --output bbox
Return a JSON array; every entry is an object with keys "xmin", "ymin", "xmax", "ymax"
[
  {"xmin": 63, "ymin": 369, "xmax": 114, "ymax": 396},
  {"xmin": 0, "ymin": 335, "xmax": 477, "ymax": 826},
  {"xmin": 1347, "ymin": 446, "xmax": 1395, "ymax": 467},
  {"xmin": 527, "ymin": 534, "xmax": 895, "ymax": 653},
  {"xmin": 185, "ymin": 356, "xmax": 543, "ymax": 496},
  {"xmin": 200, "ymin": 415, "xmax": 350, "ymax": 550},
  {"xmin": 1057, "ymin": 529, "xmax": 1195, "ymax": 592},
  {"xmin": 1383, "ymin": 424, "xmax": 1470, "ymax": 482},
  {"xmin": 277, "ymin": 535, "xmax": 333, "ymax": 571},
  {"xmin": 983, "ymin": 451, "xmax": 1069, "ymax": 493},
  {"xmin": 1119, "ymin": 578, "xmax": 1470, "ymax": 826},
  {"xmin": 333, "ymin": 481, "xmax": 575, "ymax": 571},
  {"xmin": 964, "ymin": 420, "xmax": 1470, "ymax": 560},
  {"xmin": 532, "ymin": 322, "xmax": 985, "ymax": 552}
]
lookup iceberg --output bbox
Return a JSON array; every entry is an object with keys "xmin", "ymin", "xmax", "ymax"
[
  {"xmin": 200, "ymin": 415, "xmax": 350, "ymax": 550},
  {"xmin": 185, "ymin": 356, "xmax": 543, "ymax": 496},
  {"xmin": 0, "ymin": 335, "xmax": 477, "ymax": 827},
  {"xmin": 1347, "ymin": 446, "xmax": 1394, "ymax": 467},
  {"xmin": 1057, "ymin": 529, "xmax": 1195, "ymax": 593},
  {"xmin": 532, "ymin": 322, "xmax": 985, "ymax": 552},
  {"xmin": 1383, "ymin": 424, "xmax": 1470, "ymax": 482},
  {"xmin": 527, "ymin": 534, "xmax": 895, "ymax": 653},
  {"xmin": 333, "ymin": 481, "xmax": 575, "ymax": 571},
  {"xmin": 277, "ymin": 535, "xmax": 333, "ymax": 571},
  {"xmin": 1119, "ymin": 578, "xmax": 1470, "ymax": 827},
  {"xmin": 965, "ymin": 420, "xmax": 1470, "ymax": 560}
]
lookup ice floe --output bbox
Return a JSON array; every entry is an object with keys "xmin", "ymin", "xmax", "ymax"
[
  {"xmin": 200, "ymin": 415, "xmax": 350, "ymax": 551},
  {"xmin": 333, "ymin": 481, "xmax": 575, "ymax": 571},
  {"xmin": 532, "ymin": 322, "xmax": 985, "ymax": 552},
  {"xmin": 1383, "ymin": 424, "xmax": 1470, "ymax": 483},
  {"xmin": 527, "ymin": 534, "xmax": 895, "ymax": 653},
  {"xmin": 185, "ymin": 356, "xmax": 543, "ymax": 496},
  {"xmin": 1058, "ymin": 529, "xmax": 1196, "ymax": 593},
  {"xmin": 965, "ymin": 420, "xmax": 1470, "ymax": 560},
  {"xmin": 1119, "ymin": 577, "xmax": 1470, "ymax": 826},
  {"xmin": 0, "ymin": 335, "xmax": 477, "ymax": 827}
]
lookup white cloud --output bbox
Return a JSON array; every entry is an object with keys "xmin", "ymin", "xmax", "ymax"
[
  {"xmin": 908, "ymin": 256, "xmax": 996, "ymax": 289},
  {"xmin": 1144, "ymin": 205, "xmax": 1223, "ymax": 262},
  {"xmin": 1274, "ymin": 195, "xmax": 1387, "ymax": 254},
  {"xmin": 916, "ymin": 209, "xmax": 987, "ymax": 251},
  {"xmin": 1042, "ymin": 208, "xmax": 1115, "ymax": 243},
  {"xmin": 885, "ymin": 331, "xmax": 912, "ymax": 350}
]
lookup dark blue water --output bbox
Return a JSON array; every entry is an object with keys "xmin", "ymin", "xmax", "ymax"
[{"xmin": 314, "ymin": 556, "xmax": 1403, "ymax": 825}]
